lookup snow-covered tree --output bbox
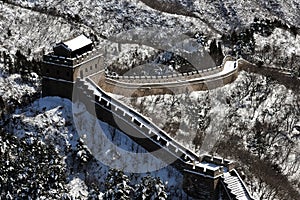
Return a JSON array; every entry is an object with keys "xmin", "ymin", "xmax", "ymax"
[
  {"xmin": 134, "ymin": 175, "xmax": 168, "ymax": 200},
  {"xmin": 104, "ymin": 169, "xmax": 133, "ymax": 200},
  {"xmin": 76, "ymin": 138, "xmax": 93, "ymax": 163},
  {"xmin": 0, "ymin": 130, "xmax": 69, "ymax": 199},
  {"xmin": 88, "ymin": 183, "xmax": 103, "ymax": 200}
]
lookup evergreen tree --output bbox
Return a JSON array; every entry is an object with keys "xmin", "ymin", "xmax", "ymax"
[
  {"xmin": 104, "ymin": 169, "xmax": 132, "ymax": 200},
  {"xmin": 0, "ymin": 131, "xmax": 69, "ymax": 199},
  {"xmin": 134, "ymin": 175, "xmax": 167, "ymax": 200},
  {"xmin": 209, "ymin": 39, "xmax": 224, "ymax": 66},
  {"xmin": 76, "ymin": 138, "xmax": 92, "ymax": 163},
  {"xmin": 88, "ymin": 183, "xmax": 102, "ymax": 200}
]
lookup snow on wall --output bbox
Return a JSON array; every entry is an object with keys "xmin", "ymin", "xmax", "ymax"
[
  {"xmin": 115, "ymin": 70, "xmax": 300, "ymax": 198},
  {"xmin": 9, "ymin": 96, "xmax": 188, "ymax": 199}
]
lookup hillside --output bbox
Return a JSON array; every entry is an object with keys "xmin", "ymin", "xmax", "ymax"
[{"xmin": 0, "ymin": 0, "xmax": 299, "ymax": 199}]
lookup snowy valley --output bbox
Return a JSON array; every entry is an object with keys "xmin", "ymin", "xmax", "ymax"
[{"xmin": 0, "ymin": 0, "xmax": 300, "ymax": 199}]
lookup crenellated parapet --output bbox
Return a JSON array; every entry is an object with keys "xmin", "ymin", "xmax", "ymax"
[
  {"xmin": 74, "ymin": 77, "xmax": 254, "ymax": 200},
  {"xmin": 93, "ymin": 56, "xmax": 239, "ymax": 97},
  {"xmin": 43, "ymin": 47, "xmax": 102, "ymax": 67},
  {"xmin": 105, "ymin": 65, "xmax": 223, "ymax": 81},
  {"xmin": 42, "ymin": 36, "xmax": 253, "ymax": 200},
  {"xmin": 42, "ymin": 35, "xmax": 104, "ymax": 99}
]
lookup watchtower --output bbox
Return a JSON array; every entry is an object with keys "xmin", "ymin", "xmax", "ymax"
[
  {"xmin": 42, "ymin": 34, "xmax": 103, "ymax": 99},
  {"xmin": 42, "ymin": 36, "xmax": 253, "ymax": 200},
  {"xmin": 182, "ymin": 155, "xmax": 253, "ymax": 200}
]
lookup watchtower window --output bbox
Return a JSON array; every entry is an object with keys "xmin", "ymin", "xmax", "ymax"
[
  {"xmin": 66, "ymin": 71, "xmax": 70, "ymax": 77},
  {"xmin": 46, "ymin": 69, "xmax": 50, "ymax": 74},
  {"xmin": 90, "ymin": 66, "xmax": 92, "ymax": 70},
  {"xmin": 56, "ymin": 70, "xmax": 60, "ymax": 75},
  {"xmin": 85, "ymin": 68, "xmax": 88, "ymax": 73},
  {"xmin": 95, "ymin": 64, "xmax": 98, "ymax": 68}
]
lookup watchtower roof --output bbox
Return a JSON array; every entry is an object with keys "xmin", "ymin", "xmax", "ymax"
[
  {"xmin": 63, "ymin": 34, "xmax": 92, "ymax": 52},
  {"xmin": 53, "ymin": 34, "xmax": 93, "ymax": 58}
]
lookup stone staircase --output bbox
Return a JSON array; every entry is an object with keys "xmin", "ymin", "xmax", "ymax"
[{"xmin": 223, "ymin": 170, "xmax": 253, "ymax": 200}]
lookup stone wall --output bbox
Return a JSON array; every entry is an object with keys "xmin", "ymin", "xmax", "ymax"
[
  {"xmin": 42, "ymin": 78, "xmax": 74, "ymax": 99},
  {"xmin": 73, "ymin": 78, "xmax": 240, "ymax": 199},
  {"xmin": 42, "ymin": 50, "xmax": 104, "ymax": 98},
  {"xmin": 183, "ymin": 171, "xmax": 220, "ymax": 200},
  {"xmin": 93, "ymin": 68, "xmax": 238, "ymax": 97}
]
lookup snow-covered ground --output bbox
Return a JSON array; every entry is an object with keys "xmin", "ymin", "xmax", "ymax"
[
  {"xmin": 115, "ymin": 70, "xmax": 300, "ymax": 198},
  {"xmin": 142, "ymin": 0, "xmax": 300, "ymax": 34},
  {"xmin": 0, "ymin": 2, "xmax": 94, "ymax": 58},
  {"xmin": 0, "ymin": 72, "xmax": 39, "ymax": 104},
  {"xmin": 0, "ymin": 0, "xmax": 300, "ymax": 199},
  {"xmin": 6, "ymin": 0, "xmax": 216, "ymax": 37},
  {"xmin": 254, "ymin": 28, "xmax": 300, "ymax": 71},
  {"xmin": 7, "ymin": 97, "xmax": 188, "ymax": 199},
  {"xmin": 0, "ymin": 62, "xmax": 40, "ymax": 120}
]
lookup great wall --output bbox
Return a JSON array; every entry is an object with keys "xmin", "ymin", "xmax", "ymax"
[
  {"xmin": 74, "ymin": 76, "xmax": 253, "ymax": 199},
  {"xmin": 42, "ymin": 34, "xmax": 299, "ymax": 200},
  {"xmin": 92, "ymin": 55, "xmax": 239, "ymax": 97}
]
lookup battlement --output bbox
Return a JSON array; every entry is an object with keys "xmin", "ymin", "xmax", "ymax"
[
  {"xmin": 73, "ymin": 77, "xmax": 254, "ymax": 199},
  {"xmin": 43, "ymin": 47, "xmax": 101, "ymax": 67},
  {"xmin": 42, "ymin": 36, "xmax": 253, "ymax": 200},
  {"xmin": 201, "ymin": 154, "xmax": 235, "ymax": 171},
  {"xmin": 42, "ymin": 37, "xmax": 103, "ymax": 99}
]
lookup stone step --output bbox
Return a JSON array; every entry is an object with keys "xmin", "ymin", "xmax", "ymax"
[{"xmin": 223, "ymin": 175, "xmax": 250, "ymax": 200}]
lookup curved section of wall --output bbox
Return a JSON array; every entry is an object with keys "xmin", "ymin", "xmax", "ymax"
[
  {"xmin": 92, "ymin": 60, "xmax": 238, "ymax": 97},
  {"xmin": 104, "ymin": 55, "xmax": 233, "ymax": 82},
  {"xmin": 105, "ymin": 65, "xmax": 222, "ymax": 82}
]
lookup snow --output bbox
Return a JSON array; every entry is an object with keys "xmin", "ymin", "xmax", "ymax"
[
  {"xmin": 1, "ymin": 0, "xmax": 299, "ymax": 198},
  {"xmin": 73, "ymin": 100, "xmax": 173, "ymax": 173},
  {"xmin": 7, "ymin": 96, "xmax": 188, "ymax": 199},
  {"xmin": 0, "ymin": 71, "xmax": 40, "ymax": 115},
  {"xmin": 67, "ymin": 177, "xmax": 89, "ymax": 199},
  {"xmin": 254, "ymin": 28, "xmax": 300, "ymax": 57},
  {"xmin": 115, "ymin": 70, "xmax": 300, "ymax": 198},
  {"xmin": 254, "ymin": 28, "xmax": 300, "ymax": 71},
  {"xmin": 198, "ymin": 161, "xmax": 223, "ymax": 171},
  {"xmin": 0, "ymin": 2, "xmax": 95, "ymax": 58},
  {"xmin": 63, "ymin": 34, "xmax": 92, "ymax": 52},
  {"xmin": 188, "ymin": 60, "xmax": 236, "ymax": 81}
]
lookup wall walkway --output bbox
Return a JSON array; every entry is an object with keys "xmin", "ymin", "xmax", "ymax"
[
  {"xmin": 91, "ymin": 56, "xmax": 239, "ymax": 97},
  {"xmin": 74, "ymin": 77, "xmax": 254, "ymax": 200}
]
